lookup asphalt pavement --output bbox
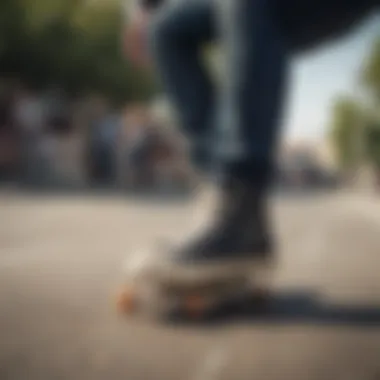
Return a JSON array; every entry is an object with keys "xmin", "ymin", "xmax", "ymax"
[{"xmin": 1, "ymin": 188, "xmax": 380, "ymax": 380}]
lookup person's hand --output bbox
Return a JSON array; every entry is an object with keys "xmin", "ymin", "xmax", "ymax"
[{"xmin": 124, "ymin": 8, "xmax": 152, "ymax": 68}]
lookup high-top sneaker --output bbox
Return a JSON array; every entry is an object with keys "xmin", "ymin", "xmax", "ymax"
[{"xmin": 155, "ymin": 174, "xmax": 275, "ymax": 284}]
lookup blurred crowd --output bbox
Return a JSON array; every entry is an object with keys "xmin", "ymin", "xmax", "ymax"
[
  {"xmin": 0, "ymin": 79, "xmax": 339, "ymax": 194},
  {"xmin": 0, "ymin": 80, "xmax": 197, "ymax": 193}
]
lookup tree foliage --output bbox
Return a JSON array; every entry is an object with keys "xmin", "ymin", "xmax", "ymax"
[
  {"xmin": 366, "ymin": 118, "xmax": 380, "ymax": 168},
  {"xmin": 330, "ymin": 33, "xmax": 380, "ymax": 172},
  {"xmin": 329, "ymin": 96, "xmax": 363, "ymax": 169},
  {"xmin": 0, "ymin": 0, "xmax": 156, "ymax": 102}
]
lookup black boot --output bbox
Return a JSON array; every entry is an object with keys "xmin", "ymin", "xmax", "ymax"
[{"xmin": 156, "ymin": 173, "xmax": 275, "ymax": 284}]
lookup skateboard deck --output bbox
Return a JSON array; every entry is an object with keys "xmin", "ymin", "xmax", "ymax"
[{"xmin": 116, "ymin": 247, "xmax": 273, "ymax": 321}]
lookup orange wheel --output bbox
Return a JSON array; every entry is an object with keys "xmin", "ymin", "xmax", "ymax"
[
  {"xmin": 183, "ymin": 294, "xmax": 208, "ymax": 319},
  {"xmin": 116, "ymin": 287, "xmax": 137, "ymax": 315}
]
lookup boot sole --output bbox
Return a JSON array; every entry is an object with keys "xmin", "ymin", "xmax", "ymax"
[
  {"xmin": 153, "ymin": 257, "xmax": 275, "ymax": 287},
  {"xmin": 117, "ymin": 257, "xmax": 274, "ymax": 321}
]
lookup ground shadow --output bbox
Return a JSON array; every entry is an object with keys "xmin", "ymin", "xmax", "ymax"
[{"xmin": 169, "ymin": 291, "xmax": 380, "ymax": 328}]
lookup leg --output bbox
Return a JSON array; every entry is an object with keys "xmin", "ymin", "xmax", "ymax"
[
  {"xmin": 119, "ymin": 0, "xmax": 290, "ymax": 320},
  {"xmin": 217, "ymin": 0, "xmax": 288, "ymax": 188},
  {"xmin": 149, "ymin": 0, "xmax": 289, "ymax": 285},
  {"xmin": 148, "ymin": 0, "xmax": 216, "ymax": 170}
]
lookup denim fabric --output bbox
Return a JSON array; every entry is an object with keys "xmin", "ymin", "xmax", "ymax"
[{"xmin": 148, "ymin": 0, "xmax": 378, "ymax": 185}]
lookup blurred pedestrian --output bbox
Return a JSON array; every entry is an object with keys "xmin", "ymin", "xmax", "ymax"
[
  {"xmin": 88, "ymin": 99, "xmax": 122, "ymax": 187},
  {"xmin": 12, "ymin": 86, "xmax": 46, "ymax": 185}
]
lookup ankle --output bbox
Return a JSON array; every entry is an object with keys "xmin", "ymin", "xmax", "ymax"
[{"xmin": 223, "ymin": 159, "xmax": 273, "ymax": 193}]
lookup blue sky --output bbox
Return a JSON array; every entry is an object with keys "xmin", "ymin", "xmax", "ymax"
[{"xmin": 285, "ymin": 14, "xmax": 380, "ymax": 142}]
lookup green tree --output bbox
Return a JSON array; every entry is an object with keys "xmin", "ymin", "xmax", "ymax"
[
  {"xmin": 366, "ymin": 119, "xmax": 380, "ymax": 166},
  {"xmin": 361, "ymin": 35, "xmax": 380, "ymax": 184},
  {"xmin": 0, "ymin": 0, "xmax": 156, "ymax": 102},
  {"xmin": 329, "ymin": 34, "xmax": 380, "ymax": 176},
  {"xmin": 329, "ymin": 96, "xmax": 364, "ymax": 170}
]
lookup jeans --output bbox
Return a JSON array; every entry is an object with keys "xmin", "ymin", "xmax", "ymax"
[
  {"xmin": 148, "ymin": 0, "xmax": 378, "ymax": 187},
  {"xmin": 149, "ymin": 0, "xmax": 287, "ymax": 186}
]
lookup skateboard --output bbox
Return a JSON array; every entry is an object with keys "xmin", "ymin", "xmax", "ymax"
[{"xmin": 116, "ymin": 247, "xmax": 273, "ymax": 321}]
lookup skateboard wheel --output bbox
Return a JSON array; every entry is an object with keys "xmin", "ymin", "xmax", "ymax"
[
  {"xmin": 183, "ymin": 294, "xmax": 208, "ymax": 319},
  {"xmin": 116, "ymin": 287, "xmax": 137, "ymax": 315}
]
